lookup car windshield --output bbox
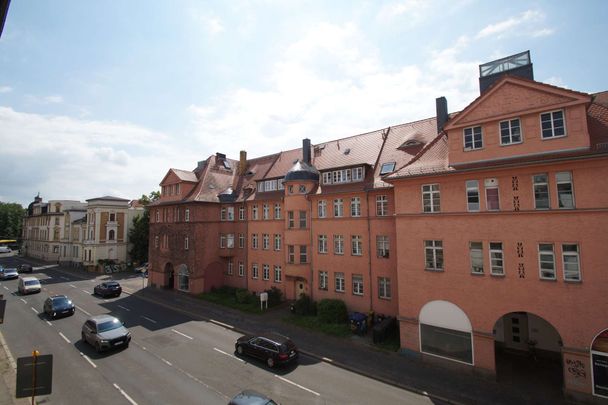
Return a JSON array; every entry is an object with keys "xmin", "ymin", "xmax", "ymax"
[
  {"xmin": 97, "ymin": 319, "xmax": 122, "ymax": 332},
  {"xmin": 53, "ymin": 297, "xmax": 70, "ymax": 305},
  {"xmin": 25, "ymin": 280, "xmax": 39, "ymax": 286},
  {"xmin": 105, "ymin": 283, "xmax": 119, "ymax": 288}
]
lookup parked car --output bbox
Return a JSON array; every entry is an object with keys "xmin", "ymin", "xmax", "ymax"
[
  {"xmin": 0, "ymin": 246, "xmax": 11, "ymax": 253},
  {"xmin": 17, "ymin": 263, "xmax": 33, "ymax": 273},
  {"xmin": 18, "ymin": 276, "xmax": 41, "ymax": 294},
  {"xmin": 93, "ymin": 281, "xmax": 122, "ymax": 298},
  {"xmin": 235, "ymin": 334, "xmax": 298, "ymax": 368},
  {"xmin": 1, "ymin": 267, "xmax": 19, "ymax": 280},
  {"xmin": 43, "ymin": 295, "xmax": 75, "ymax": 319},
  {"xmin": 81, "ymin": 315, "xmax": 131, "ymax": 353},
  {"xmin": 228, "ymin": 390, "xmax": 278, "ymax": 405}
]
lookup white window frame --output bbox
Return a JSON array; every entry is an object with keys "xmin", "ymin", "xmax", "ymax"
[
  {"xmin": 238, "ymin": 261, "xmax": 244, "ymax": 277},
  {"xmin": 351, "ymin": 235, "xmax": 363, "ymax": 256},
  {"xmin": 376, "ymin": 195, "xmax": 388, "ymax": 216},
  {"xmin": 318, "ymin": 200, "xmax": 327, "ymax": 218},
  {"xmin": 466, "ymin": 180, "xmax": 480, "ymax": 212},
  {"xmin": 227, "ymin": 206, "xmax": 234, "ymax": 221},
  {"xmin": 318, "ymin": 235, "xmax": 328, "ymax": 254},
  {"xmin": 425, "ymin": 240, "xmax": 443, "ymax": 271},
  {"xmin": 334, "ymin": 235, "xmax": 344, "ymax": 255},
  {"xmin": 469, "ymin": 241, "xmax": 484, "ymax": 274},
  {"xmin": 334, "ymin": 199, "xmax": 344, "ymax": 217},
  {"xmin": 562, "ymin": 243, "xmax": 581, "ymax": 282},
  {"xmin": 499, "ymin": 118, "xmax": 522, "ymax": 145},
  {"xmin": 376, "ymin": 235, "xmax": 389, "ymax": 258},
  {"xmin": 299, "ymin": 245, "xmax": 308, "ymax": 263},
  {"xmin": 319, "ymin": 271, "xmax": 328, "ymax": 290},
  {"xmin": 239, "ymin": 233, "xmax": 245, "ymax": 248},
  {"xmin": 533, "ymin": 174, "xmax": 550, "ymax": 210},
  {"xmin": 184, "ymin": 237, "xmax": 189, "ymax": 250},
  {"xmin": 352, "ymin": 166, "xmax": 364, "ymax": 181},
  {"xmin": 352, "ymin": 275, "xmax": 364, "ymax": 296},
  {"xmin": 485, "ymin": 180, "xmax": 500, "ymax": 211},
  {"xmin": 227, "ymin": 259, "xmax": 233, "ymax": 275},
  {"xmin": 538, "ymin": 243, "xmax": 556, "ymax": 280},
  {"xmin": 251, "ymin": 234, "xmax": 258, "ymax": 249},
  {"xmin": 239, "ymin": 206, "xmax": 245, "ymax": 220},
  {"xmin": 422, "ymin": 184, "xmax": 440, "ymax": 213},
  {"xmin": 288, "ymin": 245, "xmax": 295, "ymax": 264},
  {"xmin": 274, "ymin": 234, "xmax": 281, "ymax": 251},
  {"xmin": 556, "ymin": 172, "xmax": 575, "ymax": 209},
  {"xmin": 322, "ymin": 172, "xmax": 332, "ymax": 185},
  {"xmin": 185, "ymin": 209, "xmax": 190, "ymax": 222},
  {"xmin": 262, "ymin": 234, "xmax": 269, "ymax": 250},
  {"xmin": 288, "ymin": 211, "xmax": 295, "ymax": 228},
  {"xmin": 463, "ymin": 126, "xmax": 483, "ymax": 150},
  {"xmin": 335, "ymin": 272, "xmax": 345, "ymax": 292},
  {"xmin": 252, "ymin": 205, "xmax": 258, "ymax": 220},
  {"xmin": 252, "ymin": 263, "xmax": 259, "ymax": 279},
  {"xmin": 274, "ymin": 265, "xmax": 282, "ymax": 283},
  {"xmin": 263, "ymin": 204, "xmax": 270, "ymax": 220},
  {"xmin": 540, "ymin": 110, "xmax": 566, "ymax": 139},
  {"xmin": 274, "ymin": 203, "xmax": 282, "ymax": 219},
  {"xmin": 489, "ymin": 242, "xmax": 504, "ymax": 276},
  {"xmin": 378, "ymin": 277, "xmax": 391, "ymax": 299},
  {"xmin": 351, "ymin": 197, "xmax": 361, "ymax": 217},
  {"xmin": 263, "ymin": 264, "xmax": 270, "ymax": 280}
]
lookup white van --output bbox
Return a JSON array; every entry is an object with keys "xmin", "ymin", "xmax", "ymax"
[{"xmin": 18, "ymin": 276, "xmax": 41, "ymax": 295}]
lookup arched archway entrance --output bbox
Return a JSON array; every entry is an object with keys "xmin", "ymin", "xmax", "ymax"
[
  {"xmin": 494, "ymin": 312, "xmax": 563, "ymax": 397},
  {"xmin": 164, "ymin": 262, "xmax": 174, "ymax": 289},
  {"xmin": 177, "ymin": 264, "xmax": 190, "ymax": 292},
  {"xmin": 591, "ymin": 329, "xmax": 608, "ymax": 399}
]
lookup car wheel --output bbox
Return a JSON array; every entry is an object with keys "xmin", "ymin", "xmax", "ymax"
[
  {"xmin": 266, "ymin": 357, "xmax": 275, "ymax": 368},
  {"xmin": 236, "ymin": 345, "xmax": 244, "ymax": 355},
  {"xmin": 95, "ymin": 342, "xmax": 102, "ymax": 353}
]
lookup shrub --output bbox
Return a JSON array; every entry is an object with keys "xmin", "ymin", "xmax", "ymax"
[
  {"xmin": 317, "ymin": 299, "xmax": 347, "ymax": 324},
  {"xmin": 265, "ymin": 286, "xmax": 283, "ymax": 307},
  {"xmin": 294, "ymin": 294, "xmax": 316, "ymax": 316},
  {"xmin": 235, "ymin": 288, "xmax": 253, "ymax": 304}
]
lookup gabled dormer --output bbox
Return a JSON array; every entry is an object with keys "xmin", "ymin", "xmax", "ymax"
[
  {"xmin": 445, "ymin": 75, "xmax": 592, "ymax": 168},
  {"xmin": 159, "ymin": 168, "xmax": 198, "ymax": 201}
]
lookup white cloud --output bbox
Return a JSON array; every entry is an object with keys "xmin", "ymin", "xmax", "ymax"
[
  {"xmin": 476, "ymin": 9, "xmax": 553, "ymax": 39},
  {"xmin": 0, "ymin": 86, "xmax": 12, "ymax": 93},
  {"xmin": 24, "ymin": 94, "xmax": 64, "ymax": 104},
  {"xmin": 376, "ymin": 0, "xmax": 430, "ymax": 22},
  {"xmin": 190, "ymin": 9, "xmax": 225, "ymax": 35}
]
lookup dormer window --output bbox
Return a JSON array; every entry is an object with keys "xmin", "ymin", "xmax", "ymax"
[
  {"xmin": 343, "ymin": 148, "xmax": 351, "ymax": 155},
  {"xmin": 380, "ymin": 162, "xmax": 396, "ymax": 175},
  {"xmin": 399, "ymin": 139, "xmax": 422, "ymax": 149},
  {"xmin": 464, "ymin": 126, "xmax": 483, "ymax": 151},
  {"xmin": 322, "ymin": 166, "xmax": 365, "ymax": 185},
  {"xmin": 500, "ymin": 119, "xmax": 522, "ymax": 145},
  {"xmin": 540, "ymin": 110, "xmax": 566, "ymax": 139},
  {"xmin": 222, "ymin": 160, "xmax": 232, "ymax": 170}
]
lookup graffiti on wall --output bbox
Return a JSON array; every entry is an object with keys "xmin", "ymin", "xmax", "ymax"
[{"xmin": 566, "ymin": 358, "xmax": 586, "ymax": 379}]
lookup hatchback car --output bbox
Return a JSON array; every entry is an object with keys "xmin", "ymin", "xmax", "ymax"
[
  {"xmin": 81, "ymin": 314, "xmax": 131, "ymax": 353},
  {"xmin": 1, "ymin": 267, "xmax": 19, "ymax": 280},
  {"xmin": 93, "ymin": 281, "xmax": 122, "ymax": 298},
  {"xmin": 43, "ymin": 295, "xmax": 75, "ymax": 319},
  {"xmin": 235, "ymin": 334, "xmax": 298, "ymax": 368},
  {"xmin": 17, "ymin": 263, "xmax": 33, "ymax": 273},
  {"xmin": 228, "ymin": 390, "xmax": 278, "ymax": 405}
]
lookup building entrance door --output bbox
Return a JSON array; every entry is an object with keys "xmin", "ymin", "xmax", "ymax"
[{"xmin": 295, "ymin": 280, "xmax": 306, "ymax": 299}]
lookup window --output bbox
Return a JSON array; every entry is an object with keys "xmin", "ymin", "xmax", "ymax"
[
  {"xmin": 184, "ymin": 237, "xmax": 189, "ymax": 250},
  {"xmin": 319, "ymin": 271, "xmax": 328, "ymax": 290},
  {"xmin": 352, "ymin": 275, "xmax": 364, "ymax": 295},
  {"xmin": 274, "ymin": 266, "xmax": 282, "ymax": 282},
  {"xmin": 299, "ymin": 211, "xmax": 307, "ymax": 228},
  {"xmin": 322, "ymin": 172, "xmax": 331, "ymax": 185},
  {"xmin": 351, "ymin": 235, "xmax": 363, "ymax": 256},
  {"xmin": 318, "ymin": 235, "xmax": 328, "ymax": 254},
  {"xmin": 299, "ymin": 246, "xmax": 308, "ymax": 263},
  {"xmin": 154, "ymin": 236, "xmax": 159, "ymax": 248},
  {"xmin": 500, "ymin": 118, "xmax": 522, "ymax": 145},
  {"xmin": 252, "ymin": 205, "xmax": 258, "ymax": 220},
  {"xmin": 533, "ymin": 174, "xmax": 550, "ymax": 209},
  {"xmin": 376, "ymin": 195, "xmax": 388, "ymax": 216},
  {"xmin": 541, "ymin": 110, "xmax": 565, "ymax": 139},
  {"xmin": 556, "ymin": 172, "xmax": 575, "ymax": 209},
  {"xmin": 288, "ymin": 211, "xmax": 295, "ymax": 228},
  {"xmin": 226, "ymin": 234, "xmax": 234, "ymax": 248},
  {"xmin": 380, "ymin": 162, "xmax": 396, "ymax": 175},
  {"xmin": 334, "ymin": 235, "xmax": 344, "ymax": 255},
  {"xmin": 227, "ymin": 206, "xmax": 234, "ymax": 221},
  {"xmin": 422, "ymin": 184, "xmax": 440, "ymax": 213},
  {"xmin": 109, "ymin": 213, "xmax": 116, "ymax": 222},
  {"xmin": 299, "ymin": 185, "xmax": 307, "ymax": 193},
  {"xmin": 185, "ymin": 209, "xmax": 190, "ymax": 222},
  {"xmin": 425, "ymin": 240, "xmax": 443, "ymax": 271},
  {"xmin": 351, "ymin": 197, "xmax": 361, "ymax": 217},
  {"xmin": 562, "ymin": 244, "xmax": 581, "ymax": 281},
  {"xmin": 221, "ymin": 207, "xmax": 227, "ymax": 221},
  {"xmin": 257, "ymin": 182, "xmax": 264, "ymax": 193},
  {"xmin": 274, "ymin": 203, "xmax": 282, "ymax": 219},
  {"xmin": 485, "ymin": 179, "xmax": 500, "ymax": 211},
  {"xmin": 318, "ymin": 200, "xmax": 327, "ymax": 218},
  {"xmin": 220, "ymin": 234, "xmax": 226, "ymax": 248},
  {"xmin": 238, "ymin": 262, "xmax": 244, "ymax": 277},
  {"xmin": 108, "ymin": 230, "xmax": 115, "ymax": 241},
  {"xmin": 378, "ymin": 277, "xmax": 391, "ymax": 299},
  {"xmin": 264, "ymin": 179, "xmax": 277, "ymax": 192},
  {"xmin": 335, "ymin": 272, "xmax": 345, "ymax": 292},
  {"xmin": 332, "ymin": 169, "xmax": 351, "ymax": 184},
  {"xmin": 156, "ymin": 210, "xmax": 160, "ymax": 222},
  {"xmin": 489, "ymin": 242, "xmax": 504, "ymax": 276},
  {"xmin": 263, "ymin": 204, "xmax": 270, "ymax": 220},
  {"xmin": 239, "ymin": 233, "xmax": 245, "ymax": 248},
  {"xmin": 288, "ymin": 245, "xmax": 295, "ymax": 263},
  {"xmin": 263, "ymin": 265, "xmax": 270, "ymax": 280},
  {"xmin": 227, "ymin": 259, "xmax": 233, "ymax": 275},
  {"xmin": 466, "ymin": 180, "xmax": 480, "ymax": 211},
  {"xmin": 334, "ymin": 199, "xmax": 344, "ymax": 217},
  {"xmin": 538, "ymin": 244, "xmax": 556, "ymax": 280},
  {"xmin": 376, "ymin": 236, "xmax": 389, "ymax": 258},
  {"xmin": 464, "ymin": 126, "xmax": 483, "ymax": 150},
  {"xmin": 252, "ymin": 264, "xmax": 259, "ymax": 279},
  {"xmin": 262, "ymin": 234, "xmax": 270, "ymax": 250},
  {"xmin": 352, "ymin": 167, "xmax": 364, "ymax": 181},
  {"xmin": 274, "ymin": 234, "xmax": 281, "ymax": 251},
  {"xmin": 469, "ymin": 242, "xmax": 484, "ymax": 274},
  {"xmin": 323, "ymin": 167, "xmax": 365, "ymax": 185},
  {"xmin": 251, "ymin": 234, "xmax": 258, "ymax": 249},
  {"xmin": 278, "ymin": 179, "xmax": 284, "ymax": 190},
  {"xmin": 239, "ymin": 206, "xmax": 245, "ymax": 220}
]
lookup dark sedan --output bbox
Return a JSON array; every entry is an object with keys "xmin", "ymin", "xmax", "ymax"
[
  {"xmin": 18, "ymin": 264, "xmax": 33, "ymax": 273},
  {"xmin": 235, "ymin": 334, "xmax": 298, "ymax": 368},
  {"xmin": 43, "ymin": 295, "xmax": 75, "ymax": 319},
  {"xmin": 93, "ymin": 281, "xmax": 122, "ymax": 298}
]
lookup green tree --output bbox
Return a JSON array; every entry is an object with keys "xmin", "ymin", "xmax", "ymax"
[
  {"xmin": 128, "ymin": 191, "xmax": 159, "ymax": 263},
  {"xmin": 0, "ymin": 202, "xmax": 25, "ymax": 239}
]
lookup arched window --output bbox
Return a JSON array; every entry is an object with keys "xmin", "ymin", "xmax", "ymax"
[
  {"xmin": 591, "ymin": 329, "xmax": 608, "ymax": 398},
  {"xmin": 108, "ymin": 230, "xmax": 115, "ymax": 241}
]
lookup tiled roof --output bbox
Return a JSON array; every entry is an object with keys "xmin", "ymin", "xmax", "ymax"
[
  {"xmin": 588, "ymin": 101, "xmax": 608, "ymax": 151},
  {"xmin": 593, "ymin": 91, "xmax": 608, "ymax": 108},
  {"xmin": 265, "ymin": 148, "xmax": 302, "ymax": 179},
  {"xmin": 387, "ymin": 133, "xmax": 451, "ymax": 179},
  {"xmin": 86, "ymin": 196, "xmax": 130, "ymax": 202},
  {"xmin": 172, "ymin": 169, "xmax": 198, "ymax": 182},
  {"xmin": 187, "ymin": 155, "xmax": 239, "ymax": 203},
  {"xmin": 312, "ymin": 130, "xmax": 381, "ymax": 170}
]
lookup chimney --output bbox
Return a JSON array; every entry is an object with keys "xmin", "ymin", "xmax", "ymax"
[
  {"xmin": 239, "ymin": 150, "xmax": 247, "ymax": 175},
  {"xmin": 302, "ymin": 138, "xmax": 311, "ymax": 164},
  {"xmin": 436, "ymin": 97, "xmax": 448, "ymax": 133}
]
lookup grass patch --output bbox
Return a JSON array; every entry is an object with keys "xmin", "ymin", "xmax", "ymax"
[
  {"xmin": 198, "ymin": 290, "xmax": 262, "ymax": 314},
  {"xmin": 283, "ymin": 314, "xmax": 352, "ymax": 337}
]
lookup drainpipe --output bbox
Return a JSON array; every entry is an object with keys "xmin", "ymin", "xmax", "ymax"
[
  {"xmin": 366, "ymin": 189, "xmax": 373, "ymax": 314},
  {"xmin": 306, "ymin": 192, "xmax": 314, "ymax": 303}
]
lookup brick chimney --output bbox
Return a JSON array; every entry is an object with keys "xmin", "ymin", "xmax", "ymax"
[
  {"xmin": 302, "ymin": 139, "xmax": 311, "ymax": 164},
  {"xmin": 436, "ymin": 97, "xmax": 448, "ymax": 133},
  {"xmin": 239, "ymin": 150, "xmax": 247, "ymax": 175}
]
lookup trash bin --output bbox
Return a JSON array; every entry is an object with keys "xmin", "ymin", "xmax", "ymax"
[
  {"xmin": 348, "ymin": 312, "xmax": 368, "ymax": 335},
  {"xmin": 372, "ymin": 316, "xmax": 396, "ymax": 343}
]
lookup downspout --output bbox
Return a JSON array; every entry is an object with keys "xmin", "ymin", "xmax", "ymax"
[
  {"xmin": 306, "ymin": 192, "xmax": 314, "ymax": 303},
  {"xmin": 366, "ymin": 189, "xmax": 373, "ymax": 313}
]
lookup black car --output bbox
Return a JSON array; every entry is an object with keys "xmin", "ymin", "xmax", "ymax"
[
  {"xmin": 93, "ymin": 281, "xmax": 122, "ymax": 298},
  {"xmin": 235, "ymin": 334, "xmax": 298, "ymax": 368},
  {"xmin": 43, "ymin": 295, "xmax": 75, "ymax": 319},
  {"xmin": 228, "ymin": 390, "xmax": 278, "ymax": 405},
  {"xmin": 18, "ymin": 264, "xmax": 33, "ymax": 273}
]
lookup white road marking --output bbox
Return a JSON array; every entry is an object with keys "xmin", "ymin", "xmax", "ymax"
[
  {"xmin": 142, "ymin": 316, "xmax": 157, "ymax": 324},
  {"xmin": 118, "ymin": 305, "xmax": 131, "ymax": 312},
  {"xmin": 214, "ymin": 347, "xmax": 244, "ymax": 363},
  {"xmin": 171, "ymin": 329, "xmax": 193, "ymax": 340},
  {"xmin": 82, "ymin": 289, "xmax": 92, "ymax": 294},
  {"xmin": 275, "ymin": 375, "xmax": 320, "ymax": 396},
  {"xmin": 3, "ymin": 286, "xmax": 8, "ymax": 290},
  {"xmin": 59, "ymin": 332, "xmax": 71, "ymax": 343},
  {"xmin": 80, "ymin": 352, "xmax": 97, "ymax": 368},
  {"xmin": 75, "ymin": 305, "xmax": 91, "ymax": 316},
  {"xmin": 161, "ymin": 358, "xmax": 172, "ymax": 366},
  {"xmin": 322, "ymin": 356, "xmax": 333, "ymax": 362},
  {"xmin": 46, "ymin": 321, "xmax": 52, "ymax": 326},
  {"xmin": 30, "ymin": 307, "xmax": 38, "ymax": 314},
  {"xmin": 46, "ymin": 276, "xmax": 53, "ymax": 279},
  {"xmin": 69, "ymin": 284, "xmax": 77, "ymax": 288},
  {"xmin": 210, "ymin": 319, "xmax": 234, "ymax": 329},
  {"xmin": 113, "ymin": 383, "xmax": 138, "ymax": 405},
  {"xmin": 20, "ymin": 298, "xmax": 26, "ymax": 304}
]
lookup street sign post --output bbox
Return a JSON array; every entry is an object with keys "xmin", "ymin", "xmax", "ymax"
[
  {"xmin": 0, "ymin": 299, "xmax": 6, "ymax": 324},
  {"xmin": 16, "ymin": 352, "xmax": 53, "ymax": 402}
]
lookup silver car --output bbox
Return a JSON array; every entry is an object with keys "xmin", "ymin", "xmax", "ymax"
[{"xmin": 81, "ymin": 315, "xmax": 131, "ymax": 353}]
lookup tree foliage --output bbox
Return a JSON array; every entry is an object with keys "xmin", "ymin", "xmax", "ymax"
[
  {"xmin": 128, "ymin": 191, "xmax": 159, "ymax": 263},
  {"xmin": 0, "ymin": 202, "xmax": 25, "ymax": 239}
]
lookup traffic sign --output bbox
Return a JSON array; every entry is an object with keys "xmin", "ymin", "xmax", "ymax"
[{"xmin": 16, "ymin": 354, "xmax": 53, "ymax": 398}]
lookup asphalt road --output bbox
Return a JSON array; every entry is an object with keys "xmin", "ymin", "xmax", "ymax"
[{"xmin": 0, "ymin": 256, "xmax": 436, "ymax": 405}]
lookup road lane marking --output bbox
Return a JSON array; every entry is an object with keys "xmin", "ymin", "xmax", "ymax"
[
  {"xmin": 75, "ymin": 305, "xmax": 91, "ymax": 316},
  {"xmin": 118, "ymin": 305, "xmax": 131, "ymax": 312},
  {"xmin": 80, "ymin": 352, "xmax": 97, "ymax": 368},
  {"xmin": 274, "ymin": 375, "xmax": 320, "ymax": 396},
  {"xmin": 160, "ymin": 358, "xmax": 172, "ymax": 366},
  {"xmin": 30, "ymin": 307, "xmax": 38, "ymax": 314},
  {"xmin": 20, "ymin": 298, "xmax": 27, "ymax": 304},
  {"xmin": 171, "ymin": 329, "xmax": 193, "ymax": 340},
  {"xmin": 69, "ymin": 284, "xmax": 77, "ymax": 288},
  {"xmin": 322, "ymin": 356, "xmax": 333, "ymax": 362},
  {"xmin": 142, "ymin": 316, "xmax": 157, "ymax": 324},
  {"xmin": 46, "ymin": 321, "xmax": 52, "ymax": 326},
  {"xmin": 214, "ymin": 347, "xmax": 244, "ymax": 363},
  {"xmin": 3, "ymin": 286, "xmax": 8, "ymax": 290},
  {"xmin": 113, "ymin": 383, "xmax": 138, "ymax": 405},
  {"xmin": 59, "ymin": 332, "xmax": 71, "ymax": 343},
  {"xmin": 82, "ymin": 289, "xmax": 92, "ymax": 294},
  {"xmin": 210, "ymin": 319, "xmax": 234, "ymax": 329}
]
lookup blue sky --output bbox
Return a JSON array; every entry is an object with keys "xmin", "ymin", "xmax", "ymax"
[{"xmin": 1, "ymin": 0, "xmax": 607, "ymax": 206}]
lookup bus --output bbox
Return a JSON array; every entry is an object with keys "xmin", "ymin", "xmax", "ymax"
[{"xmin": 0, "ymin": 239, "xmax": 19, "ymax": 251}]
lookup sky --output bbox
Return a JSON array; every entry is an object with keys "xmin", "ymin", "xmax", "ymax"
[{"xmin": 0, "ymin": 0, "xmax": 607, "ymax": 207}]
